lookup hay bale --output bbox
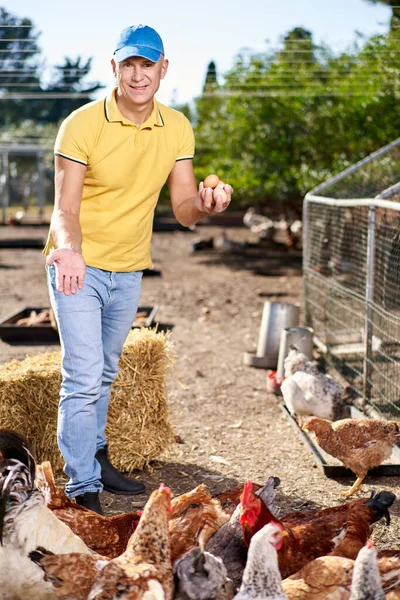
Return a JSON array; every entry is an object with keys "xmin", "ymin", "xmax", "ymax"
[
  {"xmin": 0, "ymin": 328, "xmax": 175, "ymax": 475},
  {"xmin": 106, "ymin": 328, "xmax": 176, "ymax": 471}
]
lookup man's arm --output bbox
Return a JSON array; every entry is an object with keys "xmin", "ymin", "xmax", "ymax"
[
  {"xmin": 46, "ymin": 155, "xmax": 87, "ymax": 296},
  {"xmin": 168, "ymin": 160, "xmax": 232, "ymax": 228}
]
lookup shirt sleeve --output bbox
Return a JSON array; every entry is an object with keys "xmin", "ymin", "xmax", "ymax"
[
  {"xmin": 54, "ymin": 111, "xmax": 91, "ymax": 166},
  {"xmin": 176, "ymin": 114, "xmax": 195, "ymax": 161}
]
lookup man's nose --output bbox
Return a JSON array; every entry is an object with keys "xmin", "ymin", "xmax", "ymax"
[{"xmin": 131, "ymin": 67, "xmax": 143, "ymax": 81}]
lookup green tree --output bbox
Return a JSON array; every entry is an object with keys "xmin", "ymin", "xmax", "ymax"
[
  {"xmin": 38, "ymin": 57, "xmax": 104, "ymax": 123},
  {"xmin": 0, "ymin": 7, "xmax": 42, "ymax": 126},
  {"xmin": 0, "ymin": 7, "xmax": 104, "ymax": 127},
  {"xmin": 193, "ymin": 26, "xmax": 400, "ymax": 210}
]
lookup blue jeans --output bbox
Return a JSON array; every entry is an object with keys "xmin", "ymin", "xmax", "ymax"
[{"xmin": 46, "ymin": 265, "xmax": 142, "ymax": 497}]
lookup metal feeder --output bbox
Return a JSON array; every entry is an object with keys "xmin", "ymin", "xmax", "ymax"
[{"xmin": 244, "ymin": 302, "xmax": 300, "ymax": 369}]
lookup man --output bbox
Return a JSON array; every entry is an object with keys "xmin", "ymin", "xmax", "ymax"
[{"xmin": 44, "ymin": 24, "xmax": 233, "ymax": 514}]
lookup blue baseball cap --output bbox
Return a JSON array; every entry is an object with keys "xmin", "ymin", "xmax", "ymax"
[{"xmin": 114, "ymin": 25, "xmax": 164, "ymax": 63}]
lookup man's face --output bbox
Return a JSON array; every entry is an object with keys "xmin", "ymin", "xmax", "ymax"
[{"xmin": 112, "ymin": 55, "xmax": 168, "ymax": 106}]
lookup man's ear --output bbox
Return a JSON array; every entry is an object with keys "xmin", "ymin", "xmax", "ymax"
[
  {"xmin": 111, "ymin": 58, "xmax": 117, "ymax": 77},
  {"xmin": 161, "ymin": 58, "xmax": 169, "ymax": 79}
]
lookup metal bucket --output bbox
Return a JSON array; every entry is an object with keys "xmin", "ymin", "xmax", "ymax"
[
  {"xmin": 277, "ymin": 326, "xmax": 315, "ymax": 377},
  {"xmin": 245, "ymin": 302, "xmax": 299, "ymax": 369}
]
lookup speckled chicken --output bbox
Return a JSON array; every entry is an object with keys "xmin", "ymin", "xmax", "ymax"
[
  {"xmin": 36, "ymin": 461, "xmax": 140, "ymax": 558},
  {"xmin": 303, "ymin": 416, "xmax": 400, "ymax": 496},
  {"xmin": 349, "ymin": 541, "xmax": 385, "ymax": 599},
  {"xmin": 233, "ymin": 523, "xmax": 288, "ymax": 599},
  {"xmin": 281, "ymin": 346, "xmax": 347, "ymax": 423},
  {"xmin": 173, "ymin": 546, "xmax": 234, "ymax": 600},
  {"xmin": 88, "ymin": 483, "xmax": 174, "ymax": 600}
]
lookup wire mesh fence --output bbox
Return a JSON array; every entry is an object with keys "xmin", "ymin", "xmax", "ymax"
[
  {"xmin": 303, "ymin": 137, "xmax": 400, "ymax": 418},
  {"xmin": 0, "ymin": 141, "xmax": 54, "ymax": 223}
]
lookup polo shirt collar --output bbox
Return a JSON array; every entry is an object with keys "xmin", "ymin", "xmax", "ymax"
[{"xmin": 104, "ymin": 88, "xmax": 164, "ymax": 128}]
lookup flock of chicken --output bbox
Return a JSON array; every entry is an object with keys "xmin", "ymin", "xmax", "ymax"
[{"xmin": 0, "ymin": 418, "xmax": 400, "ymax": 600}]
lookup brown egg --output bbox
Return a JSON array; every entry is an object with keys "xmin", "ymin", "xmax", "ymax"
[
  {"xmin": 216, "ymin": 181, "xmax": 226, "ymax": 188},
  {"xmin": 203, "ymin": 174, "xmax": 219, "ymax": 188},
  {"xmin": 212, "ymin": 187, "xmax": 228, "ymax": 203}
]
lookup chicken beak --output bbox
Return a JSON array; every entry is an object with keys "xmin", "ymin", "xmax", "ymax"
[{"xmin": 281, "ymin": 530, "xmax": 289, "ymax": 538}]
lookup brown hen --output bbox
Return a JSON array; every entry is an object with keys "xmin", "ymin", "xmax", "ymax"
[
  {"xmin": 169, "ymin": 483, "xmax": 229, "ymax": 563},
  {"xmin": 36, "ymin": 461, "xmax": 140, "ymax": 558},
  {"xmin": 303, "ymin": 417, "xmax": 400, "ymax": 496},
  {"xmin": 30, "ymin": 547, "xmax": 108, "ymax": 600}
]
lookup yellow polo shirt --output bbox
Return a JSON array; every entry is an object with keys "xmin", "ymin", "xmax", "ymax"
[{"xmin": 44, "ymin": 88, "xmax": 195, "ymax": 271}]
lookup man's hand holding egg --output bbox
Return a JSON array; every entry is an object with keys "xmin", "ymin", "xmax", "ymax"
[{"xmin": 199, "ymin": 173, "xmax": 232, "ymax": 213}]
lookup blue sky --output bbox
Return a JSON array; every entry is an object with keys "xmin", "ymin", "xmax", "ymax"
[{"xmin": 4, "ymin": 0, "xmax": 392, "ymax": 105}]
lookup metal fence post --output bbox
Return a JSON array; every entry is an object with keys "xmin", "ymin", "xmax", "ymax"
[
  {"xmin": 363, "ymin": 205, "xmax": 376, "ymax": 404},
  {"xmin": 302, "ymin": 195, "xmax": 311, "ymax": 327}
]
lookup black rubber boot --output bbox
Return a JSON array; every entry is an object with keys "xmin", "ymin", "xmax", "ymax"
[
  {"xmin": 75, "ymin": 491, "xmax": 103, "ymax": 515},
  {"xmin": 95, "ymin": 445, "xmax": 145, "ymax": 495}
]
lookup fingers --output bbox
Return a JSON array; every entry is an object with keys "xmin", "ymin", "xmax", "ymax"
[
  {"xmin": 212, "ymin": 184, "xmax": 233, "ymax": 212},
  {"xmin": 201, "ymin": 186, "xmax": 214, "ymax": 210},
  {"xmin": 77, "ymin": 273, "xmax": 85, "ymax": 290},
  {"xmin": 54, "ymin": 264, "xmax": 82, "ymax": 296},
  {"xmin": 55, "ymin": 265, "xmax": 65, "ymax": 293}
]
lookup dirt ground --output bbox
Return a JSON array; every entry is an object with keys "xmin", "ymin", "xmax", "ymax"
[{"xmin": 1, "ymin": 220, "xmax": 400, "ymax": 548}]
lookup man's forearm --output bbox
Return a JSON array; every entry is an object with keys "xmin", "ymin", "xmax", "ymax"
[
  {"xmin": 50, "ymin": 209, "xmax": 83, "ymax": 253},
  {"xmin": 173, "ymin": 195, "xmax": 209, "ymax": 228}
]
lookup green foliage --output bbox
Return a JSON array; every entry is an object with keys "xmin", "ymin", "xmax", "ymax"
[{"xmin": 193, "ymin": 28, "xmax": 400, "ymax": 210}]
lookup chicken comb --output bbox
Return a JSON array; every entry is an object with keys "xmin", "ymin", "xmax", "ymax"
[
  {"xmin": 367, "ymin": 540, "xmax": 374, "ymax": 549},
  {"xmin": 136, "ymin": 510, "xmax": 143, "ymax": 517},
  {"xmin": 241, "ymin": 481, "xmax": 253, "ymax": 506}
]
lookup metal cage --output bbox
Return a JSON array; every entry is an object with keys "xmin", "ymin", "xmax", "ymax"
[{"xmin": 303, "ymin": 137, "xmax": 400, "ymax": 417}]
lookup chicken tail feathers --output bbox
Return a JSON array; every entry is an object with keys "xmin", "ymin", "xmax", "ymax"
[{"xmin": 366, "ymin": 490, "xmax": 396, "ymax": 525}]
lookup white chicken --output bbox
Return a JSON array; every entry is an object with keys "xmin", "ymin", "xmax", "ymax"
[
  {"xmin": 281, "ymin": 345, "xmax": 347, "ymax": 424},
  {"xmin": 0, "ymin": 458, "xmax": 91, "ymax": 600},
  {"xmin": 233, "ymin": 523, "xmax": 288, "ymax": 600},
  {"xmin": 243, "ymin": 208, "xmax": 274, "ymax": 240}
]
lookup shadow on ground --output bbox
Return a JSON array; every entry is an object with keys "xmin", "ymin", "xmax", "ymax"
[
  {"xmin": 101, "ymin": 461, "xmax": 240, "ymax": 514},
  {"xmin": 196, "ymin": 245, "xmax": 302, "ymax": 277}
]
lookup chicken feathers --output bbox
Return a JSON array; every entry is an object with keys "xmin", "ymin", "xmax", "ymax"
[
  {"xmin": 303, "ymin": 417, "xmax": 400, "ymax": 496},
  {"xmin": 281, "ymin": 346, "xmax": 347, "ymax": 422}
]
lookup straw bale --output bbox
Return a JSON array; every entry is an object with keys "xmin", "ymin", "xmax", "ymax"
[
  {"xmin": 0, "ymin": 352, "xmax": 63, "ymax": 472},
  {"xmin": 0, "ymin": 328, "xmax": 175, "ymax": 475},
  {"xmin": 106, "ymin": 328, "xmax": 176, "ymax": 472}
]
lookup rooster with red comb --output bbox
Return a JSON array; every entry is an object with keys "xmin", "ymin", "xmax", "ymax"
[{"xmin": 239, "ymin": 481, "xmax": 395, "ymax": 579}]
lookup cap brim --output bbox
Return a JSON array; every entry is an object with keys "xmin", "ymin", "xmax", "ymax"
[{"xmin": 114, "ymin": 46, "xmax": 162, "ymax": 63}]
